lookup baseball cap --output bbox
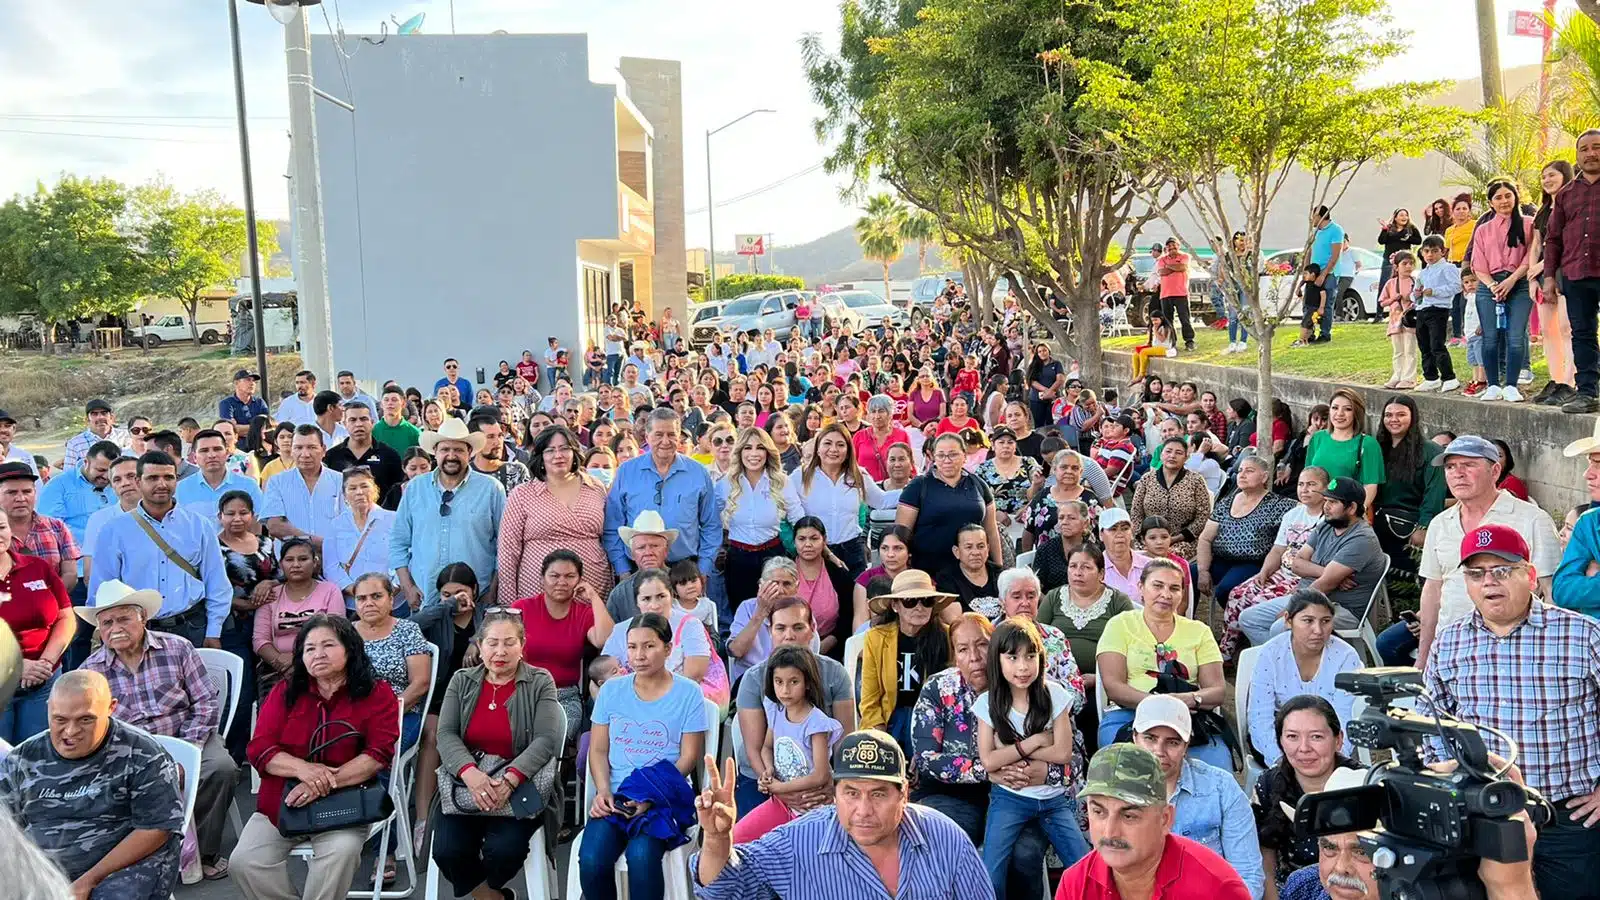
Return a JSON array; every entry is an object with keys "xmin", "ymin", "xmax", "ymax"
[
  {"xmin": 1078, "ymin": 744, "xmax": 1166, "ymax": 807},
  {"xmin": 0, "ymin": 409, "xmax": 15, "ymax": 424},
  {"xmin": 990, "ymin": 426, "xmax": 1018, "ymax": 443},
  {"xmin": 232, "ymin": 369, "xmax": 260, "ymax": 382},
  {"xmin": 1432, "ymin": 435, "xmax": 1501, "ymax": 466},
  {"xmin": 1459, "ymin": 523, "xmax": 1530, "ymax": 565},
  {"xmin": 832, "ymin": 729, "xmax": 906, "ymax": 785},
  {"xmin": 1132, "ymin": 694, "xmax": 1193, "ymax": 742},
  {"xmin": 85, "ymin": 398, "xmax": 112, "ymax": 414},
  {"xmin": 0, "ymin": 461, "xmax": 37, "ymax": 484},
  {"xmin": 1323, "ymin": 476, "xmax": 1365, "ymax": 507},
  {"xmin": 1111, "ymin": 413, "xmax": 1136, "ymax": 433},
  {"xmin": 1098, "ymin": 507, "xmax": 1132, "ymax": 532}
]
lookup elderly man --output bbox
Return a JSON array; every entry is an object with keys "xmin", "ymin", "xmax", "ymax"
[
  {"xmin": 63, "ymin": 398, "xmax": 131, "ymax": 469},
  {"xmin": 391, "ymin": 417, "xmax": 505, "ymax": 610},
  {"xmin": 604, "ymin": 510, "xmax": 679, "ymax": 621},
  {"xmin": 1422, "ymin": 523, "xmax": 1600, "ymax": 899},
  {"xmin": 0, "ymin": 670, "xmax": 185, "ymax": 899},
  {"xmin": 602, "ymin": 407, "xmax": 719, "ymax": 580},
  {"xmin": 262, "ymin": 424, "xmax": 344, "ymax": 550},
  {"xmin": 1131, "ymin": 696, "xmax": 1264, "ymax": 898},
  {"xmin": 219, "ymin": 368, "xmax": 268, "ymax": 426},
  {"xmin": 175, "ymin": 428, "xmax": 262, "ymax": 517},
  {"xmin": 36, "ymin": 438, "xmax": 115, "ymax": 551},
  {"xmin": 732, "ymin": 598, "xmax": 853, "ymax": 814},
  {"xmin": 1411, "ymin": 436, "xmax": 1560, "ymax": 668},
  {"xmin": 1057, "ymin": 744, "xmax": 1251, "ymax": 899},
  {"xmin": 0, "ymin": 461, "xmax": 80, "ymax": 593},
  {"xmin": 89, "ymin": 451, "xmax": 231, "ymax": 649},
  {"xmin": 1239, "ymin": 477, "xmax": 1384, "ymax": 647},
  {"xmin": 324, "ymin": 401, "xmax": 404, "ymax": 502},
  {"xmin": 274, "ymin": 369, "xmax": 319, "ymax": 427},
  {"xmin": 1556, "ymin": 419, "xmax": 1600, "ymax": 615},
  {"xmin": 693, "ymin": 730, "xmax": 993, "ymax": 900},
  {"xmin": 77, "ymin": 580, "xmax": 236, "ymax": 880}
]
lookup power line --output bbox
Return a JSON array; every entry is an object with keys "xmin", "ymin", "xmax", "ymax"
[
  {"xmin": 0, "ymin": 113, "xmax": 287, "ymax": 121},
  {"xmin": 0, "ymin": 127, "xmax": 232, "ymax": 144},
  {"xmin": 687, "ymin": 161, "xmax": 826, "ymax": 215},
  {"xmin": 0, "ymin": 115, "xmax": 244, "ymax": 130}
]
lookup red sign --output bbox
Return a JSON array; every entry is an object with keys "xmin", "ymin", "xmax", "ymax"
[{"xmin": 1507, "ymin": 9, "xmax": 1548, "ymax": 38}]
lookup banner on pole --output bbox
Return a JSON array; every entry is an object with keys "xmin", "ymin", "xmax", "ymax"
[{"xmin": 1507, "ymin": 9, "xmax": 1549, "ymax": 38}]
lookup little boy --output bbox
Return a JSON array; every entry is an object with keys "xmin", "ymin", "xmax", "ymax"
[
  {"xmin": 1294, "ymin": 263, "xmax": 1324, "ymax": 348},
  {"xmin": 587, "ymin": 655, "xmax": 620, "ymax": 702},
  {"xmin": 1460, "ymin": 270, "xmax": 1488, "ymax": 396},
  {"xmin": 1412, "ymin": 234, "xmax": 1462, "ymax": 393}
]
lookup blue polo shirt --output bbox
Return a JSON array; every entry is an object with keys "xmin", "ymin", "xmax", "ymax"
[
  {"xmin": 35, "ymin": 465, "xmax": 109, "ymax": 544},
  {"xmin": 219, "ymin": 394, "xmax": 269, "ymax": 426},
  {"xmin": 175, "ymin": 469, "xmax": 263, "ymax": 520},
  {"xmin": 1311, "ymin": 220, "xmax": 1346, "ymax": 270}
]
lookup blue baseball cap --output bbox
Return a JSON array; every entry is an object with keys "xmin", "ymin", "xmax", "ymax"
[{"xmin": 1432, "ymin": 435, "xmax": 1501, "ymax": 466}]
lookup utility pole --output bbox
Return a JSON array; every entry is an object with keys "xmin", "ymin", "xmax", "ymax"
[
  {"xmin": 228, "ymin": 0, "xmax": 271, "ymax": 398},
  {"xmin": 284, "ymin": 12, "xmax": 335, "ymax": 383},
  {"xmin": 1476, "ymin": 0, "xmax": 1506, "ymax": 113}
]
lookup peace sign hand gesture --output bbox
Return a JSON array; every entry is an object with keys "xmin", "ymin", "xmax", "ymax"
[{"xmin": 697, "ymin": 755, "xmax": 738, "ymax": 839}]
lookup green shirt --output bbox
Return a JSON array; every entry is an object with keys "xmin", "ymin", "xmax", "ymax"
[
  {"xmin": 1305, "ymin": 430, "xmax": 1386, "ymax": 486},
  {"xmin": 372, "ymin": 417, "xmax": 422, "ymax": 454},
  {"xmin": 1375, "ymin": 436, "xmax": 1447, "ymax": 526}
]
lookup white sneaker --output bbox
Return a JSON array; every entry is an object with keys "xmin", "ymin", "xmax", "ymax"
[
  {"xmin": 1415, "ymin": 380, "xmax": 1440, "ymax": 392},
  {"xmin": 1221, "ymin": 343, "xmax": 1235, "ymax": 354},
  {"xmin": 1439, "ymin": 378, "xmax": 1461, "ymax": 392},
  {"xmin": 1503, "ymin": 385, "xmax": 1524, "ymax": 402},
  {"xmin": 1481, "ymin": 385, "xmax": 1503, "ymax": 401},
  {"xmin": 1519, "ymin": 370, "xmax": 1534, "ymax": 385}
]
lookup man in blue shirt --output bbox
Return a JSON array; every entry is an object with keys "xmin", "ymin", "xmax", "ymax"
[
  {"xmin": 261, "ymin": 425, "xmax": 344, "ymax": 550},
  {"xmin": 89, "ymin": 451, "xmax": 231, "ymax": 648},
  {"xmin": 35, "ymin": 439, "xmax": 116, "ymax": 546},
  {"xmin": 693, "ymin": 729, "xmax": 993, "ymax": 900},
  {"xmin": 1309, "ymin": 206, "xmax": 1345, "ymax": 343},
  {"xmin": 217, "ymin": 369, "xmax": 268, "ymax": 426},
  {"xmin": 175, "ymin": 429, "xmax": 261, "ymax": 517},
  {"xmin": 390, "ymin": 418, "xmax": 504, "ymax": 609},
  {"xmin": 1132, "ymin": 695, "xmax": 1264, "ymax": 898},
  {"xmin": 432, "ymin": 358, "xmax": 473, "ymax": 402},
  {"xmin": 603, "ymin": 407, "xmax": 719, "ymax": 578},
  {"xmin": 1556, "ymin": 423, "xmax": 1600, "ymax": 617}
]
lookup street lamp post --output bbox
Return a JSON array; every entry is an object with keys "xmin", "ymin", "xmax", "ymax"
[
  {"xmin": 228, "ymin": 0, "xmax": 272, "ymax": 397},
  {"xmin": 705, "ymin": 109, "xmax": 774, "ymax": 304}
]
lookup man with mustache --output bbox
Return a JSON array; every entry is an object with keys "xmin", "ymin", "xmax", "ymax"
[{"xmin": 1056, "ymin": 744, "xmax": 1250, "ymax": 899}]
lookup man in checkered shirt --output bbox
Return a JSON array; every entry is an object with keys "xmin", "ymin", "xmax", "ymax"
[{"xmin": 1423, "ymin": 523, "xmax": 1600, "ymax": 900}]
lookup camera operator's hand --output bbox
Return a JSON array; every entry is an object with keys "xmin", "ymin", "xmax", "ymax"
[{"xmin": 1429, "ymin": 757, "xmax": 1539, "ymax": 900}]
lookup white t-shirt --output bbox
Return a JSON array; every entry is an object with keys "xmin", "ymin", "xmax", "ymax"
[
  {"xmin": 973, "ymin": 680, "xmax": 1074, "ymax": 800},
  {"xmin": 603, "ymin": 609, "xmax": 711, "ymax": 675},
  {"xmin": 673, "ymin": 598, "xmax": 719, "ymax": 634},
  {"xmin": 1273, "ymin": 505, "xmax": 1324, "ymax": 571}
]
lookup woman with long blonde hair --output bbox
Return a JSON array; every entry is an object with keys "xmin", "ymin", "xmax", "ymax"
[
  {"xmin": 718, "ymin": 427, "xmax": 805, "ymax": 605},
  {"xmin": 798, "ymin": 422, "xmax": 891, "ymax": 574}
]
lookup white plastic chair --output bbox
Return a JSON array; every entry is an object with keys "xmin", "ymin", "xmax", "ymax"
[
  {"xmin": 381, "ymin": 642, "xmax": 440, "ymax": 897},
  {"xmin": 195, "ymin": 647, "xmax": 246, "ymax": 838},
  {"xmin": 1337, "ymin": 556, "xmax": 1389, "ymax": 665},
  {"xmin": 1093, "ymin": 661, "xmax": 1108, "ymax": 717},
  {"xmin": 287, "ymin": 701, "xmax": 405, "ymax": 899},
  {"xmin": 1016, "ymin": 549, "xmax": 1037, "ymax": 569},
  {"xmin": 1234, "ymin": 646, "xmax": 1265, "ymax": 795},
  {"xmin": 153, "ymin": 735, "xmax": 202, "ymax": 900},
  {"xmin": 843, "ymin": 632, "xmax": 866, "ymax": 697}
]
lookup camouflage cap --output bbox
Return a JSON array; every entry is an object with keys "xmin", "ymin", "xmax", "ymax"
[{"xmin": 1077, "ymin": 744, "xmax": 1166, "ymax": 807}]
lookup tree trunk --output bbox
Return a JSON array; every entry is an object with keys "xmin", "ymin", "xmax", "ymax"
[
  {"xmin": 882, "ymin": 261, "xmax": 892, "ymax": 306},
  {"xmin": 186, "ymin": 296, "xmax": 201, "ymax": 344},
  {"xmin": 1069, "ymin": 287, "xmax": 1102, "ymax": 382}
]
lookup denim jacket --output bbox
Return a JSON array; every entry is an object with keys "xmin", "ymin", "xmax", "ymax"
[{"xmin": 1170, "ymin": 758, "xmax": 1265, "ymax": 899}]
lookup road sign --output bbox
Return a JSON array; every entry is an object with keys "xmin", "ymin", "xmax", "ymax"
[
  {"xmin": 735, "ymin": 234, "xmax": 766, "ymax": 256},
  {"xmin": 1507, "ymin": 9, "xmax": 1548, "ymax": 38}
]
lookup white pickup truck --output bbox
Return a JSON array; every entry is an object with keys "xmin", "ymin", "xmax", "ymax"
[{"xmin": 128, "ymin": 314, "xmax": 229, "ymax": 348}]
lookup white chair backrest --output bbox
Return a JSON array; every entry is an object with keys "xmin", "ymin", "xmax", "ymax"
[
  {"xmin": 1016, "ymin": 550, "xmax": 1037, "ymax": 569},
  {"xmin": 152, "ymin": 734, "xmax": 202, "ymax": 836},
  {"xmin": 195, "ymin": 647, "xmax": 244, "ymax": 738},
  {"xmin": 415, "ymin": 642, "xmax": 441, "ymax": 727},
  {"xmin": 1093, "ymin": 660, "xmax": 1108, "ymax": 716},
  {"xmin": 1354, "ymin": 555, "xmax": 1391, "ymax": 626},
  {"xmin": 701, "ymin": 697, "xmax": 722, "ymax": 787},
  {"xmin": 843, "ymin": 633, "xmax": 865, "ymax": 693},
  {"xmin": 1235, "ymin": 646, "xmax": 1262, "ymax": 760}
]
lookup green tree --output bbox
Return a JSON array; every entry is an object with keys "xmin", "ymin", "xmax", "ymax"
[
  {"xmin": 900, "ymin": 209, "xmax": 938, "ymax": 274},
  {"xmin": 1549, "ymin": 9, "xmax": 1600, "ymax": 138},
  {"xmin": 0, "ymin": 176, "xmax": 145, "ymax": 351},
  {"xmin": 855, "ymin": 192, "xmax": 908, "ymax": 302},
  {"xmin": 1085, "ymin": 0, "xmax": 1470, "ymax": 460},
  {"xmin": 1442, "ymin": 88, "xmax": 1559, "ymax": 201},
  {"xmin": 132, "ymin": 182, "xmax": 278, "ymax": 344}
]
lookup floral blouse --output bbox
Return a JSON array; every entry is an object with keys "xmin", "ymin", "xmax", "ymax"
[
  {"xmin": 975, "ymin": 457, "xmax": 1041, "ymax": 517},
  {"xmin": 220, "ymin": 536, "xmax": 278, "ymax": 625},
  {"xmin": 1023, "ymin": 490, "xmax": 1102, "ymax": 545}
]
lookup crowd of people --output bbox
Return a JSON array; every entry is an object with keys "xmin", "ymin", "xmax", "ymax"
[{"xmin": 5, "ymin": 160, "xmax": 1600, "ymax": 900}]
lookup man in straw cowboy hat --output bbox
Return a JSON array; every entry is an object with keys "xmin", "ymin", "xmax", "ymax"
[
  {"xmin": 692, "ymin": 729, "xmax": 992, "ymax": 900},
  {"xmin": 390, "ymin": 417, "xmax": 505, "ymax": 610},
  {"xmin": 78, "ymin": 580, "xmax": 237, "ymax": 882},
  {"xmin": 603, "ymin": 509, "xmax": 680, "ymax": 622},
  {"xmin": 1555, "ymin": 417, "xmax": 1600, "ymax": 616}
]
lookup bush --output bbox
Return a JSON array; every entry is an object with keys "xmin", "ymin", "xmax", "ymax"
[{"xmin": 711, "ymin": 274, "xmax": 805, "ymax": 301}]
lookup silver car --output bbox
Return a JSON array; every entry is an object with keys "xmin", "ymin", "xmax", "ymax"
[
  {"xmin": 831, "ymin": 289, "xmax": 908, "ymax": 329},
  {"xmin": 689, "ymin": 291, "xmax": 800, "ymax": 347}
]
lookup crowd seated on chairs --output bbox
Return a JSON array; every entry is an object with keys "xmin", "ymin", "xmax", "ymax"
[{"xmin": 1243, "ymin": 589, "xmax": 1361, "ymax": 768}]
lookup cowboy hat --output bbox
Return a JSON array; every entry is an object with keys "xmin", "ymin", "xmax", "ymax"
[
  {"xmin": 1279, "ymin": 767, "xmax": 1366, "ymax": 818},
  {"xmin": 1564, "ymin": 417, "xmax": 1600, "ymax": 457},
  {"xmin": 419, "ymin": 417, "xmax": 486, "ymax": 454},
  {"xmin": 867, "ymin": 569, "xmax": 956, "ymax": 618},
  {"xmin": 617, "ymin": 509, "xmax": 680, "ymax": 547},
  {"xmin": 75, "ymin": 579, "xmax": 163, "ymax": 625}
]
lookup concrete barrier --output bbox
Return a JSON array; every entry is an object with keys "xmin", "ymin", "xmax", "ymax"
[{"xmin": 1097, "ymin": 350, "xmax": 1593, "ymax": 515}]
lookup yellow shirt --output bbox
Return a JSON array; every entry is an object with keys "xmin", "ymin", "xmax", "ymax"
[
  {"xmin": 258, "ymin": 456, "xmax": 291, "ymax": 486},
  {"xmin": 1097, "ymin": 609, "xmax": 1221, "ymax": 704},
  {"xmin": 1444, "ymin": 221, "xmax": 1476, "ymax": 263}
]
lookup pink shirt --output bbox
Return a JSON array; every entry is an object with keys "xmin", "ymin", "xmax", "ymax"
[
  {"xmin": 253, "ymin": 580, "xmax": 347, "ymax": 656},
  {"xmin": 1471, "ymin": 213, "xmax": 1534, "ymax": 280},
  {"xmin": 796, "ymin": 563, "xmax": 839, "ymax": 637},
  {"xmin": 1158, "ymin": 251, "xmax": 1189, "ymax": 298}
]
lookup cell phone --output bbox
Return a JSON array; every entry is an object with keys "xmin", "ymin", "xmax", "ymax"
[
  {"xmin": 1399, "ymin": 610, "xmax": 1418, "ymax": 624},
  {"xmin": 615, "ymin": 798, "xmax": 639, "ymax": 817}
]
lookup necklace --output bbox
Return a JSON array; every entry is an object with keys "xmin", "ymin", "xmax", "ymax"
[{"xmin": 485, "ymin": 677, "xmax": 511, "ymax": 711}]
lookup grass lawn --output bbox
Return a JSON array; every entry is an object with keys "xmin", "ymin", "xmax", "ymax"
[{"xmin": 1103, "ymin": 322, "xmax": 1552, "ymax": 389}]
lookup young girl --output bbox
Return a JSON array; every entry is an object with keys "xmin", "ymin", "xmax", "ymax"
[
  {"xmin": 732, "ymin": 646, "xmax": 844, "ymax": 843},
  {"xmin": 1380, "ymin": 251, "xmax": 1419, "ymax": 389},
  {"xmin": 1130, "ymin": 312, "xmax": 1174, "ymax": 382},
  {"xmin": 976, "ymin": 619, "xmax": 1089, "ymax": 898},
  {"xmin": 1136, "ymin": 515, "xmax": 1190, "ymax": 595}
]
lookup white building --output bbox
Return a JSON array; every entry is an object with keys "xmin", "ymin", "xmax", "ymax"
[{"xmin": 310, "ymin": 33, "xmax": 669, "ymax": 393}]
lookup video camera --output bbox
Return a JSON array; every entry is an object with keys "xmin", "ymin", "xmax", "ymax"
[{"xmin": 1291, "ymin": 667, "xmax": 1545, "ymax": 900}]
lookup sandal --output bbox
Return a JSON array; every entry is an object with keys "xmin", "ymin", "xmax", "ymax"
[
  {"xmin": 203, "ymin": 859, "xmax": 230, "ymax": 881},
  {"xmin": 383, "ymin": 857, "xmax": 398, "ymax": 886}
]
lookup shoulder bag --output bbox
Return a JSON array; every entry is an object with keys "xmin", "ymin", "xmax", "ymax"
[
  {"xmin": 276, "ymin": 719, "xmax": 395, "ymax": 837},
  {"xmin": 134, "ymin": 514, "xmax": 201, "ymax": 580}
]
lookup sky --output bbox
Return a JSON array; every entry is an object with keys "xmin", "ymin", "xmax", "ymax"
[{"xmin": 0, "ymin": 0, "xmax": 1581, "ymax": 254}]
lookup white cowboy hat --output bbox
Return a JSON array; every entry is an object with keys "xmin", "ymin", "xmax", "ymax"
[
  {"xmin": 419, "ymin": 417, "xmax": 486, "ymax": 454},
  {"xmin": 1564, "ymin": 417, "xmax": 1600, "ymax": 458},
  {"xmin": 617, "ymin": 510, "xmax": 680, "ymax": 547},
  {"xmin": 75, "ymin": 579, "xmax": 163, "ymax": 625},
  {"xmin": 1279, "ymin": 766, "xmax": 1367, "ymax": 818}
]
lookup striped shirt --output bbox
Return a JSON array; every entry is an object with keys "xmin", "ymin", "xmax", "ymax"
[
  {"xmin": 691, "ymin": 803, "xmax": 992, "ymax": 900},
  {"xmin": 1422, "ymin": 599, "xmax": 1600, "ymax": 801}
]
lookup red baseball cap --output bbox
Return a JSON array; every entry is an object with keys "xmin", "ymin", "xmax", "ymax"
[{"xmin": 1459, "ymin": 523, "xmax": 1530, "ymax": 565}]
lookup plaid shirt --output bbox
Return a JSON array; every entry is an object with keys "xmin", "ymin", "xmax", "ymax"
[
  {"xmin": 80, "ymin": 630, "xmax": 220, "ymax": 745},
  {"xmin": 1544, "ymin": 173, "xmax": 1600, "ymax": 283},
  {"xmin": 1423, "ymin": 599, "xmax": 1600, "ymax": 801},
  {"xmin": 15, "ymin": 513, "xmax": 81, "ymax": 568}
]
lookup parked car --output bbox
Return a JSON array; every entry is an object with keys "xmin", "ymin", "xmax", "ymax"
[
  {"xmin": 814, "ymin": 291, "xmax": 870, "ymax": 333},
  {"xmin": 904, "ymin": 273, "xmax": 1012, "ymax": 324},
  {"xmin": 127, "ymin": 313, "xmax": 229, "ymax": 348},
  {"xmin": 689, "ymin": 291, "xmax": 799, "ymax": 347},
  {"xmin": 1258, "ymin": 247, "xmax": 1380, "ymax": 322},
  {"xmin": 1119, "ymin": 253, "xmax": 1214, "ymax": 329},
  {"xmin": 830, "ymin": 289, "xmax": 909, "ymax": 329}
]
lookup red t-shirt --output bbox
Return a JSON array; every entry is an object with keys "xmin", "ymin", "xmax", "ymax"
[
  {"xmin": 516, "ymin": 360, "xmax": 541, "ymax": 382},
  {"xmin": 0, "ymin": 552, "xmax": 70, "ymax": 659},
  {"xmin": 458, "ymin": 682, "xmax": 527, "ymax": 782},
  {"xmin": 511, "ymin": 593, "xmax": 594, "ymax": 688},
  {"xmin": 1054, "ymin": 834, "xmax": 1251, "ymax": 900}
]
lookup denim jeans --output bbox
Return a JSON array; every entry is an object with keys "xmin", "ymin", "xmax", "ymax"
[
  {"xmin": 1564, "ymin": 276, "xmax": 1600, "ymax": 398},
  {"xmin": 1208, "ymin": 560, "xmax": 1259, "ymax": 609},
  {"xmin": 606, "ymin": 354, "xmax": 623, "ymax": 385},
  {"xmin": 0, "ymin": 670, "xmax": 58, "ymax": 744},
  {"xmin": 1209, "ymin": 286, "xmax": 1227, "ymax": 322},
  {"xmin": 1476, "ymin": 277, "xmax": 1533, "ymax": 387},
  {"xmin": 983, "ymin": 790, "xmax": 1089, "ymax": 900},
  {"xmin": 1225, "ymin": 288, "xmax": 1249, "ymax": 344},
  {"xmin": 913, "ymin": 790, "xmax": 1048, "ymax": 900},
  {"xmin": 1375, "ymin": 621, "xmax": 1417, "ymax": 667},
  {"xmin": 1451, "ymin": 291, "xmax": 1466, "ymax": 339},
  {"xmin": 578, "ymin": 815, "xmax": 670, "ymax": 900},
  {"xmin": 1534, "ymin": 803, "xmax": 1600, "ymax": 899}
]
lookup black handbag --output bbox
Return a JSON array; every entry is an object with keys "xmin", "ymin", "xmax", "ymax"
[{"xmin": 276, "ymin": 719, "xmax": 395, "ymax": 838}]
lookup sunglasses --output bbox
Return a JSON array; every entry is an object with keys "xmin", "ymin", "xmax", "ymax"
[
  {"xmin": 711, "ymin": 436, "xmax": 735, "ymax": 447},
  {"xmin": 129, "ymin": 427, "xmax": 151, "ymax": 435},
  {"xmin": 440, "ymin": 488, "xmax": 455, "ymax": 518},
  {"xmin": 897, "ymin": 596, "xmax": 939, "ymax": 609}
]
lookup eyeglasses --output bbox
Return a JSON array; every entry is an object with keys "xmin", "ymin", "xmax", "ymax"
[
  {"xmin": 1463, "ymin": 564, "xmax": 1524, "ymax": 584},
  {"xmin": 440, "ymin": 488, "xmax": 455, "ymax": 518},
  {"xmin": 897, "ymin": 596, "xmax": 939, "ymax": 609},
  {"xmin": 711, "ymin": 436, "xmax": 735, "ymax": 447}
]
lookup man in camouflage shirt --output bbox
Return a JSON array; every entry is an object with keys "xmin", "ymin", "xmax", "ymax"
[{"xmin": 0, "ymin": 670, "xmax": 184, "ymax": 899}]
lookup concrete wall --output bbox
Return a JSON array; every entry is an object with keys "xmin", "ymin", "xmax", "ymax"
[
  {"xmin": 1098, "ymin": 351, "xmax": 1594, "ymax": 515},
  {"xmin": 619, "ymin": 57, "xmax": 686, "ymax": 320},
  {"xmin": 311, "ymin": 34, "xmax": 621, "ymax": 391}
]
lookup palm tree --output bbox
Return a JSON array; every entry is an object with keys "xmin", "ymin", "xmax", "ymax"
[
  {"xmin": 900, "ymin": 210, "xmax": 938, "ymax": 273},
  {"xmin": 1442, "ymin": 88, "xmax": 1548, "ymax": 200},
  {"xmin": 855, "ymin": 193, "xmax": 908, "ymax": 302},
  {"xmin": 1550, "ymin": 9, "xmax": 1600, "ymax": 136}
]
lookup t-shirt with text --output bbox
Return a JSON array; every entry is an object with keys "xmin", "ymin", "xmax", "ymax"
[{"xmin": 591, "ymin": 672, "xmax": 708, "ymax": 785}]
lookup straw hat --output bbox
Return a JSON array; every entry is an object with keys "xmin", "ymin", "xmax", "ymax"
[
  {"xmin": 75, "ymin": 579, "xmax": 163, "ymax": 625},
  {"xmin": 867, "ymin": 569, "xmax": 956, "ymax": 618},
  {"xmin": 419, "ymin": 417, "xmax": 486, "ymax": 454},
  {"xmin": 617, "ymin": 510, "xmax": 680, "ymax": 547},
  {"xmin": 1564, "ymin": 417, "xmax": 1600, "ymax": 458}
]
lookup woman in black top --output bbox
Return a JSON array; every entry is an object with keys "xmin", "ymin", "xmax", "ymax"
[{"xmin": 1375, "ymin": 208, "xmax": 1422, "ymax": 299}]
